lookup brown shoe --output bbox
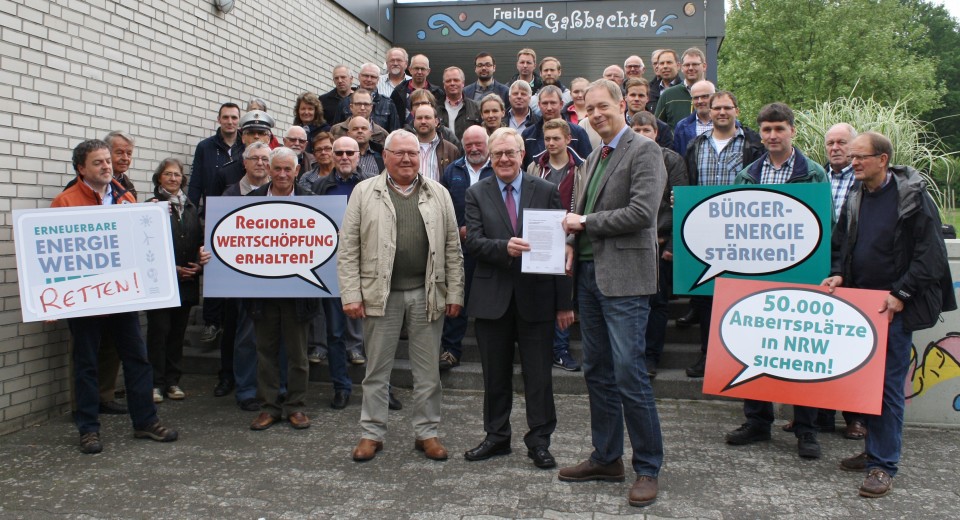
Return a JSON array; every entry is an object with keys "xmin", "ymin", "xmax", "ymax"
[
  {"xmin": 844, "ymin": 420, "xmax": 867, "ymax": 440},
  {"xmin": 415, "ymin": 437, "xmax": 449, "ymax": 461},
  {"xmin": 859, "ymin": 468, "xmax": 893, "ymax": 498},
  {"xmin": 352, "ymin": 438, "xmax": 383, "ymax": 462},
  {"xmin": 558, "ymin": 458, "xmax": 625, "ymax": 482},
  {"xmin": 840, "ymin": 452, "xmax": 869, "ymax": 472},
  {"xmin": 628, "ymin": 476, "xmax": 658, "ymax": 507},
  {"xmin": 288, "ymin": 411, "xmax": 311, "ymax": 429},
  {"xmin": 250, "ymin": 412, "xmax": 279, "ymax": 431}
]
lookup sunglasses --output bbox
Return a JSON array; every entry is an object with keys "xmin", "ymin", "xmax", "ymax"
[{"xmin": 334, "ymin": 150, "xmax": 357, "ymax": 157}]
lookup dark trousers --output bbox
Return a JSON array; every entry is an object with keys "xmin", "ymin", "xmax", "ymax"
[
  {"xmin": 69, "ymin": 313, "xmax": 158, "ymax": 434},
  {"xmin": 475, "ymin": 297, "xmax": 556, "ymax": 449},
  {"xmin": 744, "ymin": 399, "xmax": 818, "ymax": 436},
  {"xmin": 146, "ymin": 303, "xmax": 190, "ymax": 388},
  {"xmin": 97, "ymin": 330, "xmax": 120, "ymax": 402},
  {"xmin": 645, "ymin": 257, "xmax": 672, "ymax": 366},
  {"xmin": 691, "ymin": 295, "xmax": 713, "ymax": 353},
  {"xmin": 253, "ymin": 300, "xmax": 309, "ymax": 417},
  {"xmin": 441, "ymin": 253, "xmax": 476, "ymax": 359},
  {"xmin": 218, "ymin": 299, "xmax": 237, "ymax": 381}
]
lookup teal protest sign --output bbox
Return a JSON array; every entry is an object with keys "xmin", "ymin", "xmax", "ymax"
[{"xmin": 672, "ymin": 184, "xmax": 833, "ymax": 296}]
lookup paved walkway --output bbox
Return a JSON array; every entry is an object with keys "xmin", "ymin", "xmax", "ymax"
[{"xmin": 1, "ymin": 374, "xmax": 957, "ymax": 519}]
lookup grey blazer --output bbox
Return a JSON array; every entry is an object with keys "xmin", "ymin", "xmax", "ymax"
[{"xmin": 570, "ymin": 129, "xmax": 666, "ymax": 297}]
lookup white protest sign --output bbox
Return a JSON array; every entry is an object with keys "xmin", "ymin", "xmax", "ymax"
[{"xmin": 14, "ymin": 204, "xmax": 180, "ymax": 321}]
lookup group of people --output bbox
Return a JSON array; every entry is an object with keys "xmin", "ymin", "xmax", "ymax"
[{"xmin": 53, "ymin": 44, "xmax": 954, "ymax": 507}]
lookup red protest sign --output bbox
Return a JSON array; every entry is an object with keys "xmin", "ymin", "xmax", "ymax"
[{"xmin": 703, "ymin": 278, "xmax": 890, "ymax": 414}]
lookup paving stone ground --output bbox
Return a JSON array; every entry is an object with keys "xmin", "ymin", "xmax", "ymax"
[{"xmin": 1, "ymin": 374, "xmax": 957, "ymax": 519}]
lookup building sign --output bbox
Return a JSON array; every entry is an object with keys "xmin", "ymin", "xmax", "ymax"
[{"xmin": 394, "ymin": 1, "xmax": 724, "ymax": 44}]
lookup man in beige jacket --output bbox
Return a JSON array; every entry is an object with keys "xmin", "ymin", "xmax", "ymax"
[{"xmin": 338, "ymin": 129, "xmax": 464, "ymax": 463}]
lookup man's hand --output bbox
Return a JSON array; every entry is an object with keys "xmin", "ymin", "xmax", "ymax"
[
  {"xmin": 661, "ymin": 250, "xmax": 673, "ymax": 261},
  {"xmin": 565, "ymin": 244, "xmax": 575, "ymax": 276},
  {"xmin": 459, "ymin": 225, "xmax": 467, "ymax": 242},
  {"xmin": 506, "ymin": 237, "xmax": 530, "ymax": 257},
  {"xmin": 179, "ymin": 262, "xmax": 201, "ymax": 280},
  {"xmin": 343, "ymin": 302, "xmax": 366, "ymax": 319},
  {"xmin": 198, "ymin": 246, "xmax": 212, "ymax": 266},
  {"xmin": 446, "ymin": 303, "xmax": 462, "ymax": 318},
  {"xmin": 556, "ymin": 310, "xmax": 575, "ymax": 330},
  {"xmin": 821, "ymin": 276, "xmax": 843, "ymax": 293},
  {"xmin": 879, "ymin": 294, "xmax": 904, "ymax": 322},
  {"xmin": 563, "ymin": 213, "xmax": 584, "ymax": 234}
]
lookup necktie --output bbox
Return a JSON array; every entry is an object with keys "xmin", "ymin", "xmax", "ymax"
[
  {"xmin": 601, "ymin": 145, "xmax": 613, "ymax": 159},
  {"xmin": 504, "ymin": 184, "xmax": 517, "ymax": 234}
]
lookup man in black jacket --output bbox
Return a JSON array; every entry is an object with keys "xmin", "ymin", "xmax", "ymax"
[{"xmin": 824, "ymin": 131, "xmax": 955, "ymax": 498}]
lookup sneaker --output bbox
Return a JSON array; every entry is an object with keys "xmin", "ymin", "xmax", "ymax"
[
  {"xmin": 347, "ymin": 350, "xmax": 367, "ymax": 366},
  {"xmin": 199, "ymin": 324, "xmax": 222, "ymax": 344},
  {"xmin": 553, "ymin": 351, "xmax": 581, "ymax": 371},
  {"xmin": 725, "ymin": 423, "xmax": 771, "ymax": 445},
  {"xmin": 840, "ymin": 452, "xmax": 869, "ymax": 472},
  {"xmin": 439, "ymin": 351, "xmax": 460, "ymax": 371},
  {"xmin": 685, "ymin": 352, "xmax": 706, "ymax": 378},
  {"xmin": 133, "ymin": 421, "xmax": 179, "ymax": 442},
  {"xmin": 166, "ymin": 386, "xmax": 185, "ymax": 400},
  {"xmin": 152, "ymin": 388, "xmax": 164, "ymax": 403},
  {"xmin": 797, "ymin": 432, "xmax": 821, "ymax": 459},
  {"xmin": 859, "ymin": 468, "xmax": 893, "ymax": 498},
  {"xmin": 308, "ymin": 348, "xmax": 322, "ymax": 365},
  {"xmin": 79, "ymin": 432, "xmax": 102, "ymax": 454}
]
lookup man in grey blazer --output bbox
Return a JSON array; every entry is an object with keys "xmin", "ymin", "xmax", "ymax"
[
  {"xmin": 560, "ymin": 79, "xmax": 666, "ymax": 508},
  {"xmin": 462, "ymin": 127, "xmax": 575, "ymax": 469}
]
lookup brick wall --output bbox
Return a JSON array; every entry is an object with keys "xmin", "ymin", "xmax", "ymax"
[{"xmin": 0, "ymin": 0, "xmax": 390, "ymax": 435}]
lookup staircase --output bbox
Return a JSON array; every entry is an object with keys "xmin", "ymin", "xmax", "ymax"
[{"xmin": 180, "ymin": 299, "xmax": 722, "ymax": 400}]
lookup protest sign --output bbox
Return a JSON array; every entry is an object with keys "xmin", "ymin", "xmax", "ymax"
[
  {"xmin": 14, "ymin": 203, "xmax": 180, "ymax": 322},
  {"xmin": 703, "ymin": 278, "xmax": 889, "ymax": 414},
  {"xmin": 673, "ymin": 184, "xmax": 832, "ymax": 295},
  {"xmin": 203, "ymin": 196, "xmax": 346, "ymax": 297}
]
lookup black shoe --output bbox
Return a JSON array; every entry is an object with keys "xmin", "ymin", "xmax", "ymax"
[
  {"xmin": 685, "ymin": 353, "xmax": 707, "ymax": 378},
  {"xmin": 797, "ymin": 432, "xmax": 822, "ymax": 459},
  {"xmin": 527, "ymin": 446, "xmax": 556, "ymax": 469},
  {"xmin": 331, "ymin": 391, "xmax": 350, "ymax": 410},
  {"xmin": 464, "ymin": 439, "xmax": 512, "ymax": 461},
  {"xmin": 439, "ymin": 351, "xmax": 460, "ymax": 371},
  {"xmin": 388, "ymin": 391, "xmax": 403, "ymax": 410},
  {"xmin": 646, "ymin": 360, "xmax": 658, "ymax": 379},
  {"xmin": 213, "ymin": 377, "xmax": 235, "ymax": 397},
  {"xmin": 238, "ymin": 398, "xmax": 261, "ymax": 411},
  {"xmin": 99, "ymin": 400, "xmax": 127, "ymax": 415},
  {"xmin": 675, "ymin": 308, "xmax": 699, "ymax": 328},
  {"xmin": 725, "ymin": 423, "xmax": 772, "ymax": 445}
]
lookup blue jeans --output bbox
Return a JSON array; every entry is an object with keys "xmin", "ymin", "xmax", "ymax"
[
  {"xmin": 69, "ymin": 312, "xmax": 157, "ymax": 433},
  {"xmin": 577, "ymin": 261, "xmax": 663, "ymax": 477},
  {"xmin": 322, "ymin": 298, "xmax": 352, "ymax": 393},
  {"xmin": 865, "ymin": 315, "xmax": 913, "ymax": 477}
]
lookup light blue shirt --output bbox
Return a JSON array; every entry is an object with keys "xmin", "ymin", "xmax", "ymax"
[
  {"xmin": 496, "ymin": 172, "xmax": 523, "ymax": 211},
  {"xmin": 603, "ymin": 124, "xmax": 631, "ymax": 149}
]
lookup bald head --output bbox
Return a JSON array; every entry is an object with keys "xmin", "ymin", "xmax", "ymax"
[
  {"xmin": 690, "ymin": 80, "xmax": 716, "ymax": 120},
  {"xmin": 347, "ymin": 116, "xmax": 372, "ymax": 148},
  {"xmin": 825, "ymin": 123, "xmax": 858, "ymax": 171},
  {"xmin": 603, "ymin": 65, "xmax": 625, "ymax": 86}
]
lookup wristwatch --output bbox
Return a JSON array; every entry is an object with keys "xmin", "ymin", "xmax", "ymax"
[{"xmin": 579, "ymin": 215, "xmax": 587, "ymax": 226}]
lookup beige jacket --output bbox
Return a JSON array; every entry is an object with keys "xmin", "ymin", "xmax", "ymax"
[{"xmin": 337, "ymin": 171, "xmax": 464, "ymax": 320}]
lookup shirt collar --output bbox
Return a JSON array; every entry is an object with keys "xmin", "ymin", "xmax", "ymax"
[
  {"xmin": 495, "ymin": 172, "xmax": 523, "ymax": 193},
  {"xmin": 604, "ymin": 124, "xmax": 631, "ymax": 149}
]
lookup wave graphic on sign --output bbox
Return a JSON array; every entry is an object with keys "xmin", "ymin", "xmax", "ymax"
[
  {"xmin": 427, "ymin": 13, "xmax": 542, "ymax": 37},
  {"xmin": 656, "ymin": 14, "xmax": 677, "ymax": 35}
]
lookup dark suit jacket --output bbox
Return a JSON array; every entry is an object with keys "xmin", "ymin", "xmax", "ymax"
[
  {"xmin": 465, "ymin": 173, "xmax": 573, "ymax": 322},
  {"xmin": 569, "ymin": 129, "xmax": 666, "ymax": 297}
]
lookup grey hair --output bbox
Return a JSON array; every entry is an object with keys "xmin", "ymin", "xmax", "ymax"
[
  {"xmin": 509, "ymin": 80, "xmax": 532, "ymax": 95},
  {"xmin": 268, "ymin": 146, "xmax": 298, "ymax": 167},
  {"xmin": 384, "ymin": 129, "xmax": 417, "ymax": 151},
  {"xmin": 242, "ymin": 141, "xmax": 271, "ymax": 160},
  {"xmin": 537, "ymin": 85, "xmax": 563, "ymax": 102},
  {"xmin": 247, "ymin": 97, "xmax": 268, "ymax": 111},
  {"xmin": 360, "ymin": 62, "xmax": 381, "ymax": 75},
  {"xmin": 103, "ymin": 130, "xmax": 135, "ymax": 147},
  {"xmin": 585, "ymin": 79, "xmax": 623, "ymax": 103}
]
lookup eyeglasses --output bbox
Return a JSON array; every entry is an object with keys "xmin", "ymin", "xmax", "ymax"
[
  {"xmin": 625, "ymin": 64, "xmax": 643, "ymax": 69},
  {"xmin": 692, "ymin": 94, "xmax": 712, "ymax": 100},
  {"xmin": 682, "ymin": 62, "xmax": 703, "ymax": 68},
  {"xmin": 847, "ymin": 153, "xmax": 882, "ymax": 161},
  {"xmin": 246, "ymin": 156, "xmax": 270, "ymax": 162},
  {"xmin": 711, "ymin": 105, "xmax": 737, "ymax": 111},
  {"xmin": 492, "ymin": 150, "xmax": 521, "ymax": 160},
  {"xmin": 286, "ymin": 138, "xmax": 308, "ymax": 143},
  {"xmin": 334, "ymin": 150, "xmax": 357, "ymax": 157},
  {"xmin": 314, "ymin": 146, "xmax": 333, "ymax": 153},
  {"xmin": 385, "ymin": 149, "xmax": 418, "ymax": 159},
  {"xmin": 410, "ymin": 67, "xmax": 428, "ymax": 73},
  {"xmin": 351, "ymin": 102, "xmax": 373, "ymax": 108},
  {"xmin": 476, "ymin": 62, "xmax": 494, "ymax": 68}
]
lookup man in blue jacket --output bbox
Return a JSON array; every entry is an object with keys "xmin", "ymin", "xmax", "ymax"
[{"xmin": 522, "ymin": 86, "xmax": 592, "ymax": 169}]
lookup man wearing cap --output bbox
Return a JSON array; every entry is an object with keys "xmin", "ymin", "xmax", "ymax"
[{"xmin": 213, "ymin": 110, "xmax": 275, "ymax": 197}]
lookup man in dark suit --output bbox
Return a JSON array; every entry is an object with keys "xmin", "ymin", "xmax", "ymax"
[
  {"xmin": 560, "ymin": 79, "xmax": 666, "ymax": 508},
  {"xmin": 462, "ymin": 127, "xmax": 575, "ymax": 469}
]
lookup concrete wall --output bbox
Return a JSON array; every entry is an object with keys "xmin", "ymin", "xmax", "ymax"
[{"xmin": 0, "ymin": 0, "xmax": 390, "ymax": 435}]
